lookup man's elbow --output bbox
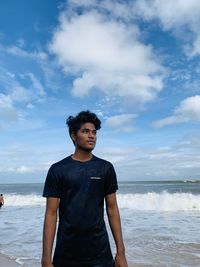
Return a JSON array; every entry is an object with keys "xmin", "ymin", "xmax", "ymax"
[
  {"xmin": 106, "ymin": 204, "xmax": 119, "ymax": 217},
  {"xmin": 45, "ymin": 208, "xmax": 58, "ymax": 219}
]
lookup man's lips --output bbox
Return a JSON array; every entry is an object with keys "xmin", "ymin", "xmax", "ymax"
[{"xmin": 87, "ymin": 141, "xmax": 95, "ymax": 145}]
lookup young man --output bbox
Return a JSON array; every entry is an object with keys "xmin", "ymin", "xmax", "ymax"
[
  {"xmin": 42, "ymin": 111, "xmax": 128, "ymax": 267},
  {"xmin": 0, "ymin": 194, "xmax": 4, "ymax": 208}
]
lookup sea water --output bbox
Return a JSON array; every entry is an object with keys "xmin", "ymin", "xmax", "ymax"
[{"xmin": 0, "ymin": 181, "xmax": 200, "ymax": 266}]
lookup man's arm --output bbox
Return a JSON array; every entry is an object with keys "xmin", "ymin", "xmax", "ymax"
[
  {"xmin": 41, "ymin": 197, "xmax": 59, "ymax": 267},
  {"xmin": 105, "ymin": 193, "xmax": 128, "ymax": 267}
]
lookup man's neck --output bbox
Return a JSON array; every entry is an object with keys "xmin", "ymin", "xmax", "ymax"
[{"xmin": 71, "ymin": 150, "xmax": 93, "ymax": 162}]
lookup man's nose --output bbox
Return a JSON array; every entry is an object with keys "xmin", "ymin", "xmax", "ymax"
[{"xmin": 88, "ymin": 131, "xmax": 95, "ymax": 138}]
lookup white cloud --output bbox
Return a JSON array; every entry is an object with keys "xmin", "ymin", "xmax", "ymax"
[
  {"xmin": 49, "ymin": 3, "xmax": 164, "ymax": 103},
  {"xmin": 16, "ymin": 165, "xmax": 32, "ymax": 174},
  {"xmin": 6, "ymin": 45, "xmax": 47, "ymax": 60},
  {"xmin": 0, "ymin": 67, "xmax": 47, "ymax": 129},
  {"xmin": 0, "ymin": 93, "xmax": 18, "ymax": 123},
  {"xmin": 1, "ymin": 129, "xmax": 200, "ymax": 181},
  {"xmin": 68, "ymin": 0, "xmax": 135, "ymax": 21},
  {"xmin": 6, "ymin": 71, "xmax": 15, "ymax": 78},
  {"xmin": 0, "ymin": 68, "xmax": 46, "ymax": 105},
  {"xmin": 105, "ymin": 114, "xmax": 137, "ymax": 132},
  {"xmin": 153, "ymin": 95, "xmax": 200, "ymax": 127},
  {"xmin": 97, "ymin": 137, "xmax": 200, "ymax": 180},
  {"xmin": 0, "ymin": 108, "xmax": 18, "ymax": 122},
  {"xmin": 0, "ymin": 140, "xmax": 71, "ymax": 178},
  {"xmin": 0, "ymin": 93, "xmax": 13, "ymax": 109},
  {"xmin": 1, "ymin": 39, "xmax": 61, "ymax": 94},
  {"xmin": 27, "ymin": 73, "xmax": 46, "ymax": 96},
  {"xmin": 10, "ymin": 86, "xmax": 32, "ymax": 103},
  {"xmin": 26, "ymin": 103, "xmax": 35, "ymax": 109},
  {"xmin": 17, "ymin": 38, "xmax": 26, "ymax": 48},
  {"xmin": 133, "ymin": 0, "xmax": 200, "ymax": 57},
  {"xmin": 175, "ymin": 95, "xmax": 200, "ymax": 119}
]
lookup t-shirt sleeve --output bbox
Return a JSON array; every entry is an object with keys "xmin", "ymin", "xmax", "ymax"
[
  {"xmin": 104, "ymin": 162, "xmax": 118, "ymax": 196},
  {"xmin": 43, "ymin": 165, "xmax": 62, "ymax": 198}
]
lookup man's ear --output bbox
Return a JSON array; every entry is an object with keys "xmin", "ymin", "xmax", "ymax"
[{"xmin": 70, "ymin": 132, "xmax": 76, "ymax": 142}]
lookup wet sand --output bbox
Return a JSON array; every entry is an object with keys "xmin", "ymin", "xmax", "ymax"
[
  {"xmin": 0, "ymin": 253, "xmax": 19, "ymax": 267},
  {"xmin": 0, "ymin": 253, "xmax": 138, "ymax": 267}
]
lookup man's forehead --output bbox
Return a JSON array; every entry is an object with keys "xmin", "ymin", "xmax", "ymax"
[{"xmin": 80, "ymin": 122, "xmax": 96, "ymax": 130}]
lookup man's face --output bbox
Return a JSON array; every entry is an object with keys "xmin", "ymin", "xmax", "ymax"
[{"xmin": 71, "ymin": 122, "xmax": 97, "ymax": 152}]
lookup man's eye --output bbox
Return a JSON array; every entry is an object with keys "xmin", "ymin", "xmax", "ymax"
[{"xmin": 82, "ymin": 129, "xmax": 88, "ymax": 133}]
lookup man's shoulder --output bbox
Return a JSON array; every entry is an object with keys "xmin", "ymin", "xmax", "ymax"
[
  {"xmin": 93, "ymin": 155, "xmax": 113, "ymax": 166},
  {"xmin": 51, "ymin": 156, "xmax": 71, "ymax": 169}
]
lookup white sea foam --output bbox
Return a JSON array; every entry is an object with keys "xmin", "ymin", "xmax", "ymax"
[
  {"xmin": 117, "ymin": 191, "xmax": 200, "ymax": 211},
  {"xmin": 3, "ymin": 192, "xmax": 200, "ymax": 211},
  {"xmin": 4, "ymin": 194, "xmax": 45, "ymax": 206}
]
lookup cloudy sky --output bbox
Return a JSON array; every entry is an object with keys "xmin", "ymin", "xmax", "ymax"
[{"xmin": 0, "ymin": 0, "xmax": 200, "ymax": 183}]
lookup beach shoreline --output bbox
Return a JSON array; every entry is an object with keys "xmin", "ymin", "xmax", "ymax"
[
  {"xmin": 1, "ymin": 182, "xmax": 200, "ymax": 266},
  {"xmin": 0, "ymin": 252, "xmax": 137, "ymax": 267},
  {"xmin": 0, "ymin": 253, "xmax": 19, "ymax": 267}
]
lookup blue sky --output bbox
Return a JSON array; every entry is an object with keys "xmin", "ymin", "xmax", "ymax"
[{"xmin": 0, "ymin": 0, "xmax": 200, "ymax": 183}]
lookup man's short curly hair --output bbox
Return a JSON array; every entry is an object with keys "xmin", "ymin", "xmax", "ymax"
[{"xmin": 66, "ymin": 110, "xmax": 101, "ymax": 135}]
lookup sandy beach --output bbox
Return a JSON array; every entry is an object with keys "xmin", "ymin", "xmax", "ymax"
[
  {"xmin": 0, "ymin": 253, "xmax": 19, "ymax": 267},
  {"xmin": 0, "ymin": 252, "xmax": 136, "ymax": 267}
]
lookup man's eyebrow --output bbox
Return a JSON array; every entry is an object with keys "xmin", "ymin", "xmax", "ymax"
[{"xmin": 81, "ymin": 128, "xmax": 96, "ymax": 131}]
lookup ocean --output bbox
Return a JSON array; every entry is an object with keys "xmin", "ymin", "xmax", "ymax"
[{"xmin": 0, "ymin": 180, "xmax": 200, "ymax": 266}]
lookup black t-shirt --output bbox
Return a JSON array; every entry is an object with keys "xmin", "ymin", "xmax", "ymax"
[{"xmin": 43, "ymin": 155, "xmax": 118, "ymax": 266}]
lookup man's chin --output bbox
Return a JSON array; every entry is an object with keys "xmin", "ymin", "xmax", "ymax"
[{"xmin": 82, "ymin": 146, "xmax": 94, "ymax": 152}]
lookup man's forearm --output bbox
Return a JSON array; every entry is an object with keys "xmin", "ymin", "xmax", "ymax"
[
  {"xmin": 106, "ymin": 205, "xmax": 125, "ymax": 253},
  {"xmin": 42, "ymin": 211, "xmax": 57, "ymax": 265}
]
